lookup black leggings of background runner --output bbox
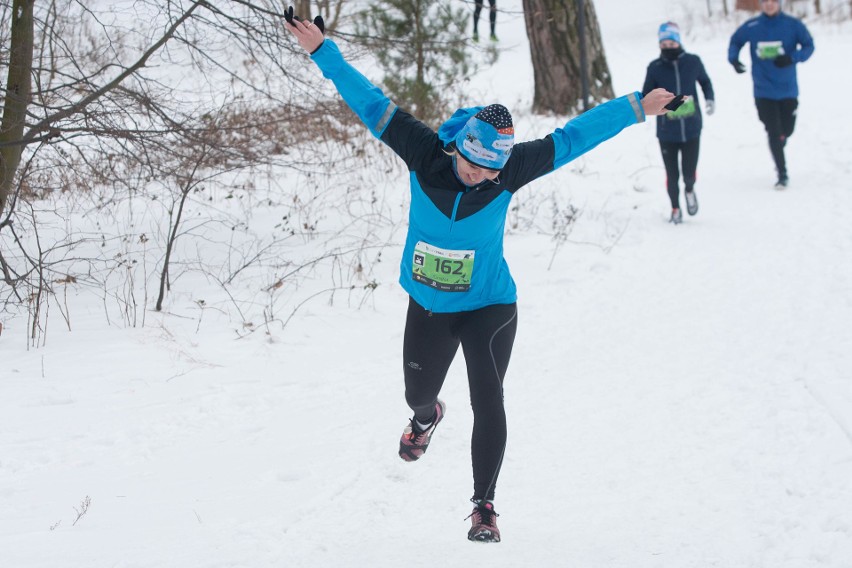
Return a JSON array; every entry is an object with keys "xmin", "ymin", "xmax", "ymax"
[
  {"xmin": 473, "ymin": 0, "xmax": 497, "ymax": 37},
  {"xmin": 755, "ymin": 97, "xmax": 798, "ymax": 179},
  {"xmin": 402, "ymin": 297, "xmax": 517, "ymax": 501},
  {"xmin": 659, "ymin": 137, "xmax": 700, "ymax": 209}
]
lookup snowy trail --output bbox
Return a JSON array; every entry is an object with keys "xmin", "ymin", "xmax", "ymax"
[{"xmin": 502, "ymin": 176, "xmax": 852, "ymax": 567}]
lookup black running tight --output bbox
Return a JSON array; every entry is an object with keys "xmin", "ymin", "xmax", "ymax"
[
  {"xmin": 755, "ymin": 97, "xmax": 798, "ymax": 178},
  {"xmin": 403, "ymin": 297, "xmax": 517, "ymax": 501},
  {"xmin": 659, "ymin": 137, "xmax": 700, "ymax": 209},
  {"xmin": 473, "ymin": 0, "xmax": 497, "ymax": 36}
]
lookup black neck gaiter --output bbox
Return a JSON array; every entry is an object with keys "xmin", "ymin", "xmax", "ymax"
[{"xmin": 661, "ymin": 47, "xmax": 684, "ymax": 61}]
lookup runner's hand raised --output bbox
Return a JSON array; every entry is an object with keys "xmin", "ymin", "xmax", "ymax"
[{"xmin": 284, "ymin": 6, "xmax": 325, "ymax": 54}]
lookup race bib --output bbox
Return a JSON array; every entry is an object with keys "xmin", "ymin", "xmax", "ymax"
[
  {"xmin": 666, "ymin": 97, "xmax": 696, "ymax": 120},
  {"xmin": 757, "ymin": 41, "xmax": 785, "ymax": 60},
  {"xmin": 412, "ymin": 241, "xmax": 475, "ymax": 292}
]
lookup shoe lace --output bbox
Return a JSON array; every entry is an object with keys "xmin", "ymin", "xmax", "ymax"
[
  {"xmin": 465, "ymin": 499, "xmax": 498, "ymax": 528},
  {"xmin": 405, "ymin": 419, "xmax": 431, "ymax": 445}
]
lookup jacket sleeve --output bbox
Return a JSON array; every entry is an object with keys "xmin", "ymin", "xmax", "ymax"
[
  {"xmin": 504, "ymin": 92, "xmax": 646, "ymax": 189},
  {"xmin": 551, "ymin": 92, "xmax": 645, "ymax": 171},
  {"xmin": 310, "ymin": 39, "xmax": 398, "ymax": 139},
  {"xmin": 793, "ymin": 20, "xmax": 815, "ymax": 63},
  {"xmin": 697, "ymin": 57, "xmax": 715, "ymax": 102},
  {"xmin": 728, "ymin": 24, "xmax": 748, "ymax": 63}
]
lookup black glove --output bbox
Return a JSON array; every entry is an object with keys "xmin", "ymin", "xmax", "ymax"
[
  {"xmin": 774, "ymin": 54, "xmax": 793, "ymax": 68},
  {"xmin": 664, "ymin": 95, "xmax": 686, "ymax": 112},
  {"xmin": 284, "ymin": 5, "xmax": 325, "ymax": 33},
  {"xmin": 731, "ymin": 59, "xmax": 746, "ymax": 74}
]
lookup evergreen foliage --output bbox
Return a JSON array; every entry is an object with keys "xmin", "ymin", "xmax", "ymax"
[{"xmin": 355, "ymin": 0, "xmax": 473, "ymax": 127}]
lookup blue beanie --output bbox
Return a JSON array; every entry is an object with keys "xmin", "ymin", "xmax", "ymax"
[
  {"xmin": 658, "ymin": 22, "xmax": 681, "ymax": 45},
  {"xmin": 438, "ymin": 104, "xmax": 514, "ymax": 170}
]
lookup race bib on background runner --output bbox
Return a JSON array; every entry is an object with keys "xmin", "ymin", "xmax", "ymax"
[
  {"xmin": 757, "ymin": 41, "xmax": 785, "ymax": 60},
  {"xmin": 412, "ymin": 241, "xmax": 475, "ymax": 292},
  {"xmin": 666, "ymin": 97, "xmax": 696, "ymax": 120}
]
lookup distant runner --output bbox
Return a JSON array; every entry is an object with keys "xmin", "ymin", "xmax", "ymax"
[
  {"xmin": 643, "ymin": 21, "xmax": 715, "ymax": 224},
  {"xmin": 728, "ymin": 0, "xmax": 814, "ymax": 189}
]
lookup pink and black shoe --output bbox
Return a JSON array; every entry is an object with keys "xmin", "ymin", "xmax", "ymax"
[
  {"xmin": 467, "ymin": 499, "xmax": 501, "ymax": 543},
  {"xmin": 399, "ymin": 400, "xmax": 446, "ymax": 462}
]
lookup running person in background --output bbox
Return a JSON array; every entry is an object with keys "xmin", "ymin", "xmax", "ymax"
[
  {"xmin": 473, "ymin": 0, "xmax": 497, "ymax": 42},
  {"xmin": 643, "ymin": 22, "xmax": 714, "ymax": 224},
  {"xmin": 728, "ymin": 0, "xmax": 814, "ymax": 189},
  {"xmin": 285, "ymin": 7, "xmax": 675, "ymax": 543}
]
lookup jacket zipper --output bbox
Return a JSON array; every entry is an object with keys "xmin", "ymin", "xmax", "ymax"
[
  {"xmin": 674, "ymin": 59, "xmax": 686, "ymax": 142},
  {"xmin": 428, "ymin": 190, "xmax": 466, "ymax": 313}
]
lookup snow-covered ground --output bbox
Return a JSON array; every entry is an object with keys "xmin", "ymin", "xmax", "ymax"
[{"xmin": 3, "ymin": 1, "xmax": 852, "ymax": 566}]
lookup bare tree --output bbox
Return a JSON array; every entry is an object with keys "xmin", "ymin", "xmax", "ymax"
[
  {"xmin": 1, "ymin": 0, "xmax": 379, "ymax": 340},
  {"xmin": 707, "ymin": 0, "xmax": 731, "ymax": 16},
  {"xmin": 522, "ymin": 0, "xmax": 614, "ymax": 115},
  {"xmin": 0, "ymin": 0, "xmax": 34, "ymax": 217},
  {"xmin": 151, "ymin": 108, "xmax": 263, "ymax": 312}
]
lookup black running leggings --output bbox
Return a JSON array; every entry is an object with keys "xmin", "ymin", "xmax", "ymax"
[
  {"xmin": 659, "ymin": 137, "xmax": 700, "ymax": 209},
  {"xmin": 473, "ymin": 0, "xmax": 497, "ymax": 36},
  {"xmin": 403, "ymin": 297, "xmax": 517, "ymax": 501},
  {"xmin": 755, "ymin": 97, "xmax": 798, "ymax": 178}
]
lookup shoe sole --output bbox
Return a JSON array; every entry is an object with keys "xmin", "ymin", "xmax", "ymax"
[{"xmin": 468, "ymin": 530, "xmax": 501, "ymax": 543}]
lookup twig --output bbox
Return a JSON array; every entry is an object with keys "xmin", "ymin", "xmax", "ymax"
[{"xmin": 72, "ymin": 496, "xmax": 91, "ymax": 526}]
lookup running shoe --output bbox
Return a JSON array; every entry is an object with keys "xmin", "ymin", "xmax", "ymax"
[
  {"xmin": 684, "ymin": 190, "xmax": 698, "ymax": 215},
  {"xmin": 467, "ymin": 499, "xmax": 501, "ymax": 543},
  {"xmin": 399, "ymin": 400, "xmax": 446, "ymax": 462},
  {"xmin": 670, "ymin": 208, "xmax": 683, "ymax": 224}
]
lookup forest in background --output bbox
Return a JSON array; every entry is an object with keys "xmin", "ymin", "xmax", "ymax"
[{"xmin": 1, "ymin": 0, "xmax": 848, "ymax": 346}]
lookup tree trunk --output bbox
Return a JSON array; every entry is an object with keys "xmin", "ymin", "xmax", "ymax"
[
  {"xmin": 523, "ymin": 0, "xmax": 614, "ymax": 115},
  {"xmin": 0, "ymin": 0, "xmax": 35, "ymax": 217},
  {"xmin": 296, "ymin": 0, "xmax": 312, "ymax": 20}
]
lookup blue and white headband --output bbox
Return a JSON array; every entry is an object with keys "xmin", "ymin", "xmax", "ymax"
[
  {"xmin": 658, "ymin": 22, "xmax": 682, "ymax": 45},
  {"xmin": 438, "ymin": 104, "xmax": 515, "ymax": 170}
]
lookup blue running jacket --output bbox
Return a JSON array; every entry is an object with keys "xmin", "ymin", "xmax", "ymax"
[
  {"xmin": 311, "ymin": 40, "xmax": 646, "ymax": 313},
  {"xmin": 728, "ymin": 12, "xmax": 815, "ymax": 100}
]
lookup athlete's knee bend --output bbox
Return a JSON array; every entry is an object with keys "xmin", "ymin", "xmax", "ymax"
[
  {"xmin": 469, "ymin": 387, "xmax": 505, "ymax": 415},
  {"xmin": 405, "ymin": 387, "xmax": 435, "ymax": 413}
]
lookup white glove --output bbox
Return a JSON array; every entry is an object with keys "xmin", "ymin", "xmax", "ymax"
[{"xmin": 706, "ymin": 100, "xmax": 715, "ymax": 116}]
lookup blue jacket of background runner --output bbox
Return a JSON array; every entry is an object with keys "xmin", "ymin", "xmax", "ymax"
[
  {"xmin": 728, "ymin": 12, "xmax": 814, "ymax": 100},
  {"xmin": 642, "ymin": 51, "xmax": 714, "ymax": 143},
  {"xmin": 311, "ymin": 40, "xmax": 646, "ymax": 313}
]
